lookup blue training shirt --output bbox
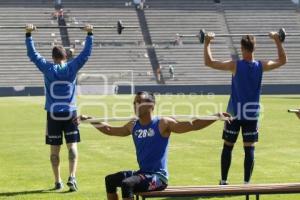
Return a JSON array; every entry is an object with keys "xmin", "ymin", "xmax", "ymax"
[
  {"xmin": 227, "ymin": 59, "xmax": 263, "ymax": 120},
  {"xmin": 26, "ymin": 35, "xmax": 93, "ymax": 113},
  {"xmin": 132, "ymin": 117, "xmax": 169, "ymax": 180}
]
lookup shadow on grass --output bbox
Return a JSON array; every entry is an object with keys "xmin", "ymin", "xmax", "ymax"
[
  {"xmin": 159, "ymin": 196, "xmax": 240, "ymax": 200},
  {"xmin": 159, "ymin": 197, "xmax": 221, "ymax": 200},
  {"xmin": 160, "ymin": 198, "xmax": 201, "ymax": 200},
  {"xmin": 263, "ymin": 96, "xmax": 300, "ymax": 100},
  {"xmin": 0, "ymin": 188, "xmax": 74, "ymax": 197}
]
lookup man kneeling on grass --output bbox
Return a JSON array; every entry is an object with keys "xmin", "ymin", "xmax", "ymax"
[{"xmin": 76, "ymin": 91, "xmax": 231, "ymax": 200}]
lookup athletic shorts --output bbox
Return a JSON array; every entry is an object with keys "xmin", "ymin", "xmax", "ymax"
[
  {"xmin": 222, "ymin": 119, "xmax": 258, "ymax": 143},
  {"xmin": 46, "ymin": 111, "xmax": 80, "ymax": 145},
  {"xmin": 105, "ymin": 170, "xmax": 167, "ymax": 198}
]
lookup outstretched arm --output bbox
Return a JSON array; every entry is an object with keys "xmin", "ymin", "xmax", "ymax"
[
  {"xmin": 76, "ymin": 115, "xmax": 132, "ymax": 137},
  {"xmin": 262, "ymin": 32, "xmax": 287, "ymax": 72},
  {"xmin": 160, "ymin": 113, "xmax": 231, "ymax": 136},
  {"xmin": 69, "ymin": 24, "xmax": 93, "ymax": 72},
  {"xmin": 25, "ymin": 24, "xmax": 50, "ymax": 73},
  {"xmin": 204, "ymin": 32, "xmax": 235, "ymax": 73},
  {"xmin": 296, "ymin": 111, "xmax": 300, "ymax": 119}
]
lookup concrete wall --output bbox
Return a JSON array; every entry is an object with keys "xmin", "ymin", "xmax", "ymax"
[{"xmin": 0, "ymin": 84, "xmax": 298, "ymax": 97}]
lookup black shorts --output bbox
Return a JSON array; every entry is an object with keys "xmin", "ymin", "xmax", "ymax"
[
  {"xmin": 106, "ymin": 170, "xmax": 167, "ymax": 198},
  {"xmin": 46, "ymin": 111, "xmax": 80, "ymax": 145},
  {"xmin": 222, "ymin": 119, "xmax": 258, "ymax": 143}
]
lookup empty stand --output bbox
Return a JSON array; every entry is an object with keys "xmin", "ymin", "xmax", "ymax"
[
  {"xmin": 223, "ymin": 0, "xmax": 300, "ymax": 84},
  {"xmin": 0, "ymin": 0, "xmax": 59, "ymax": 86},
  {"xmin": 144, "ymin": 0, "xmax": 233, "ymax": 85},
  {"xmin": 0, "ymin": 0, "xmax": 299, "ymax": 89}
]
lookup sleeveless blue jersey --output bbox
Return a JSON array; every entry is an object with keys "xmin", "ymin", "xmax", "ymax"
[
  {"xmin": 132, "ymin": 117, "xmax": 169, "ymax": 180},
  {"xmin": 227, "ymin": 60, "xmax": 263, "ymax": 120}
]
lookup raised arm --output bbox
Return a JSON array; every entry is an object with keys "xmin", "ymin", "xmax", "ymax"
[
  {"xmin": 262, "ymin": 32, "xmax": 287, "ymax": 72},
  {"xmin": 77, "ymin": 115, "xmax": 132, "ymax": 137},
  {"xmin": 204, "ymin": 32, "xmax": 236, "ymax": 73},
  {"xmin": 25, "ymin": 24, "xmax": 51, "ymax": 73},
  {"xmin": 69, "ymin": 24, "xmax": 93, "ymax": 73},
  {"xmin": 159, "ymin": 113, "xmax": 231, "ymax": 137}
]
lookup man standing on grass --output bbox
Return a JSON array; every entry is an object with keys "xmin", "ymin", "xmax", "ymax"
[
  {"xmin": 76, "ymin": 91, "xmax": 231, "ymax": 200},
  {"xmin": 25, "ymin": 23, "xmax": 93, "ymax": 191},
  {"xmin": 204, "ymin": 31, "xmax": 287, "ymax": 184}
]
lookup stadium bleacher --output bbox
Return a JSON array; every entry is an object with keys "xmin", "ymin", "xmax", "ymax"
[
  {"xmin": 0, "ymin": 1, "xmax": 58, "ymax": 86},
  {"xmin": 144, "ymin": 0, "xmax": 232, "ymax": 85},
  {"xmin": 223, "ymin": 0, "xmax": 300, "ymax": 84},
  {"xmin": 0, "ymin": 0, "xmax": 299, "ymax": 91},
  {"xmin": 62, "ymin": 0, "xmax": 154, "ymax": 85}
]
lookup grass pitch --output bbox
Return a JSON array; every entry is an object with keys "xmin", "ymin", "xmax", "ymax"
[{"xmin": 0, "ymin": 95, "xmax": 299, "ymax": 200}]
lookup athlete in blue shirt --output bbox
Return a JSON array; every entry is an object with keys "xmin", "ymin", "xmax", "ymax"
[
  {"xmin": 204, "ymin": 31, "xmax": 287, "ymax": 185},
  {"xmin": 25, "ymin": 23, "xmax": 93, "ymax": 191},
  {"xmin": 77, "ymin": 91, "xmax": 230, "ymax": 200}
]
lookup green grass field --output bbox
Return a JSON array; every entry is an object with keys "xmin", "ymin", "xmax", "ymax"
[{"xmin": 0, "ymin": 95, "xmax": 300, "ymax": 200}]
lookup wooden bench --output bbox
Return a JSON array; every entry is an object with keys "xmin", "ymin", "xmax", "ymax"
[{"xmin": 136, "ymin": 183, "xmax": 300, "ymax": 200}]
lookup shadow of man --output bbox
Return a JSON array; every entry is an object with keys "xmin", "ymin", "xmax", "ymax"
[{"xmin": 0, "ymin": 188, "xmax": 74, "ymax": 197}]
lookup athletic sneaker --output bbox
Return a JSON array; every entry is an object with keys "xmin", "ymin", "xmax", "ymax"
[
  {"xmin": 67, "ymin": 176, "xmax": 78, "ymax": 192},
  {"xmin": 219, "ymin": 180, "xmax": 229, "ymax": 185},
  {"xmin": 54, "ymin": 182, "xmax": 64, "ymax": 190}
]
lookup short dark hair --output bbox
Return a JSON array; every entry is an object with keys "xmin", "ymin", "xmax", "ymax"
[
  {"xmin": 241, "ymin": 35, "xmax": 256, "ymax": 53},
  {"xmin": 136, "ymin": 91, "xmax": 155, "ymax": 103},
  {"xmin": 52, "ymin": 46, "xmax": 67, "ymax": 60}
]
